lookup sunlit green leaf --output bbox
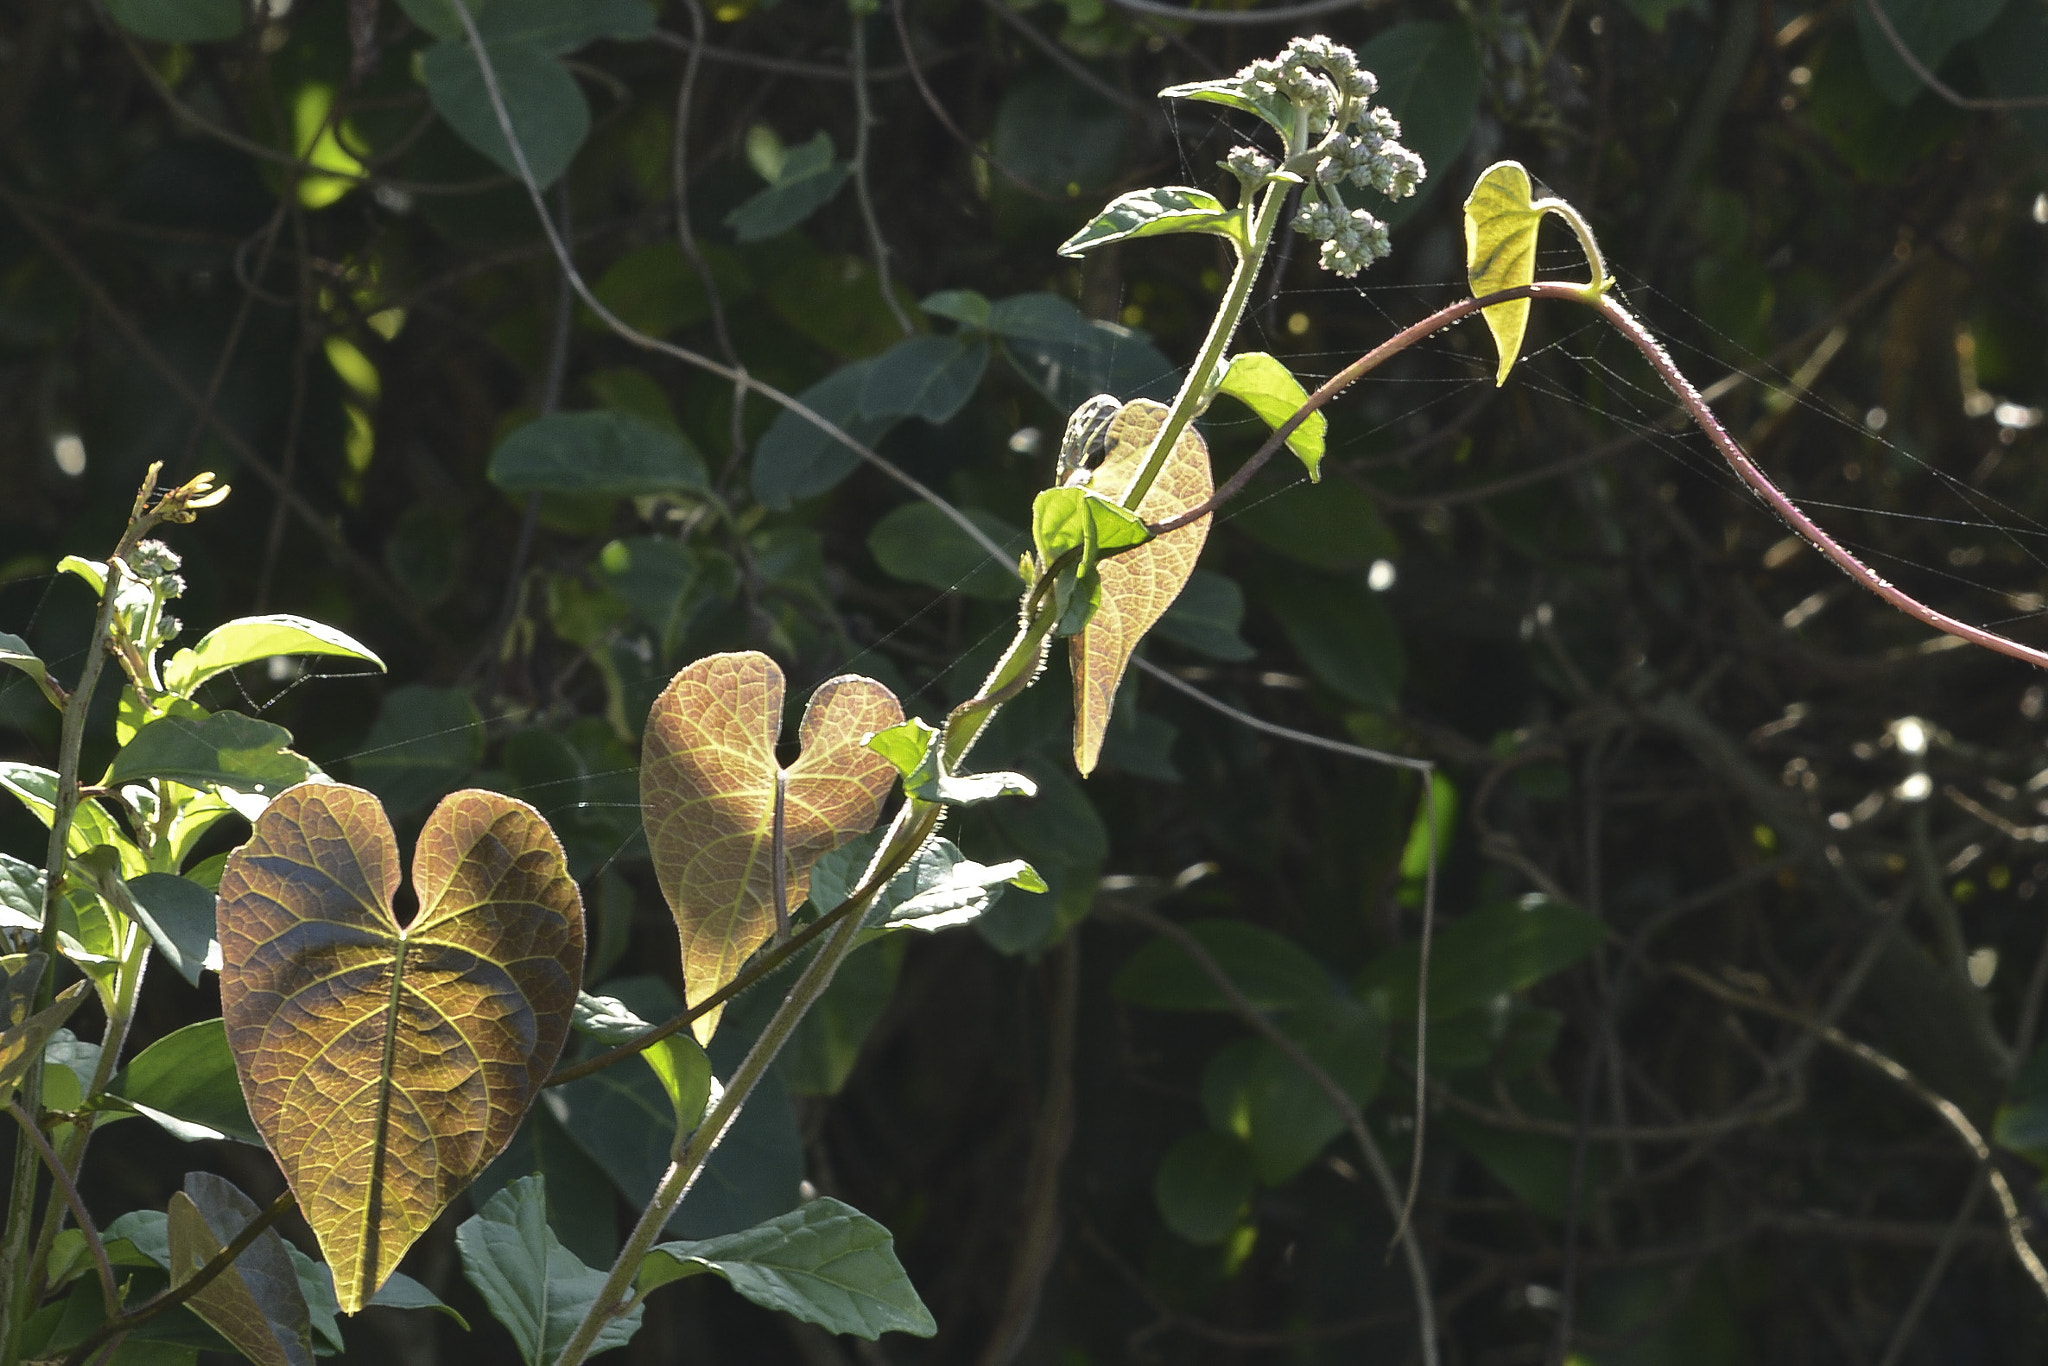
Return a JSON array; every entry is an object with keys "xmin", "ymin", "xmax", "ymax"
[
  {"xmin": 1157, "ymin": 77, "xmax": 1291, "ymax": 137},
  {"xmin": 106, "ymin": 710, "xmax": 311, "ymax": 805},
  {"xmin": 109, "ymin": 1018, "xmax": 261, "ymax": 1146},
  {"xmin": 1215, "ymin": 352, "xmax": 1325, "ymax": 479},
  {"xmin": 162, "ymin": 615, "xmax": 383, "ymax": 698},
  {"xmin": 1057, "ymin": 186, "xmax": 1241, "ymax": 258},
  {"xmin": 0, "ymin": 631, "xmax": 62, "ymax": 710},
  {"xmin": 569, "ymin": 991, "xmax": 714, "ymax": 1135},
  {"xmin": 1464, "ymin": 160, "xmax": 1544, "ymax": 386}
]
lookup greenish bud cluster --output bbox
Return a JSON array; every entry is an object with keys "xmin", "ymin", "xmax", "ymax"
[
  {"xmin": 1293, "ymin": 200, "xmax": 1393, "ymax": 276},
  {"xmin": 129, "ymin": 539, "xmax": 184, "ymax": 589}
]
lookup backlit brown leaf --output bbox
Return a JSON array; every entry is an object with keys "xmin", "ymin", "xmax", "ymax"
[
  {"xmin": 168, "ymin": 1172, "xmax": 314, "ymax": 1366},
  {"xmin": 641, "ymin": 653, "xmax": 902, "ymax": 1043},
  {"xmin": 1073, "ymin": 399, "xmax": 1213, "ymax": 775},
  {"xmin": 217, "ymin": 782, "xmax": 583, "ymax": 1313}
]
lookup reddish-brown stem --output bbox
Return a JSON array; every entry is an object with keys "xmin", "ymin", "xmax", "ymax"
[{"xmin": 1159, "ymin": 279, "xmax": 2048, "ymax": 676}]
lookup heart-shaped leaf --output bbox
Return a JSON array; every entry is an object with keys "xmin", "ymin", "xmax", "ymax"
[
  {"xmin": 168, "ymin": 1172, "xmax": 315, "ymax": 1366},
  {"xmin": 218, "ymin": 781, "xmax": 584, "ymax": 1313},
  {"xmin": 641, "ymin": 653, "xmax": 902, "ymax": 1042},
  {"xmin": 1070, "ymin": 399, "xmax": 1213, "ymax": 775},
  {"xmin": 1463, "ymin": 160, "xmax": 1543, "ymax": 386}
]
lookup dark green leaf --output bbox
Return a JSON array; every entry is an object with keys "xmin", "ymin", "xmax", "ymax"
[
  {"xmin": 489, "ymin": 410, "xmax": 707, "ymax": 497},
  {"xmin": 989, "ymin": 294, "xmax": 1178, "ymax": 413},
  {"xmin": 106, "ymin": 711, "xmax": 311, "ymax": 805},
  {"xmin": 1439, "ymin": 1105, "xmax": 1598, "ymax": 1220},
  {"xmin": 0, "ymin": 631, "xmax": 62, "ymax": 710},
  {"xmin": 586, "ymin": 244, "xmax": 752, "ymax": 339},
  {"xmin": 1997, "ymin": 1041, "xmax": 2048, "ymax": 1168},
  {"xmin": 1057, "ymin": 186, "xmax": 1241, "ymax": 258},
  {"xmin": 347, "ymin": 685, "xmax": 485, "ymax": 818},
  {"xmin": 641, "ymin": 1197, "xmax": 936, "ymax": 1339},
  {"xmin": 725, "ymin": 133, "xmax": 852, "ymax": 242},
  {"xmin": 859, "ymin": 336, "xmax": 989, "ymax": 424},
  {"xmin": 1152, "ymin": 1131, "xmax": 1255, "ymax": 1245},
  {"xmin": 781, "ymin": 936, "xmax": 904, "ymax": 1096},
  {"xmin": 1233, "ymin": 475, "xmax": 1399, "ymax": 572},
  {"xmin": 168, "ymin": 1173, "xmax": 314, "ymax": 1366},
  {"xmin": 456, "ymin": 1175, "xmax": 644, "ymax": 1365},
  {"xmin": 1857, "ymin": 0, "xmax": 2006, "ymax": 104},
  {"xmin": 1113, "ymin": 920, "xmax": 1333, "ymax": 1013},
  {"xmin": 1200, "ymin": 998, "xmax": 1385, "ymax": 1184},
  {"xmin": 421, "ymin": 39, "xmax": 588, "ymax": 189},
  {"xmin": 1975, "ymin": 1, "xmax": 2048, "ymax": 148},
  {"xmin": 470, "ymin": 0, "xmax": 653, "ymax": 54},
  {"xmin": 1155, "ymin": 570, "xmax": 1255, "ymax": 662},
  {"xmin": 809, "ymin": 833, "xmax": 1044, "ymax": 936},
  {"xmin": 920, "ymin": 289, "xmax": 991, "ymax": 329},
  {"xmin": 109, "ymin": 1018, "xmax": 262, "ymax": 1146},
  {"xmin": 122, "ymin": 873, "xmax": 219, "ymax": 986},
  {"xmin": 1266, "ymin": 574, "xmax": 1406, "ymax": 711},
  {"xmin": 1356, "ymin": 22, "xmax": 1482, "ymax": 219},
  {"xmin": 867, "ymin": 502, "xmax": 1026, "ymax": 602},
  {"xmin": 106, "ymin": 0, "xmax": 244, "ymax": 43},
  {"xmin": 0, "ymin": 854, "xmax": 42, "ymax": 932},
  {"xmin": 991, "ymin": 69, "xmax": 1124, "ymax": 200},
  {"xmin": 751, "ymin": 362, "xmax": 895, "ymax": 510},
  {"xmin": 1357, "ymin": 895, "xmax": 1606, "ymax": 1020}
]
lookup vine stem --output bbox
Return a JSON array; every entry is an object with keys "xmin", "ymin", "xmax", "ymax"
[
  {"xmin": 549, "ymin": 798, "xmax": 944, "ymax": 1366},
  {"xmin": 1119, "ymin": 181, "xmax": 1290, "ymax": 512},
  {"xmin": 5, "ymin": 1103, "xmax": 116, "ymax": 1314},
  {"xmin": 0, "ymin": 467, "xmax": 176, "ymax": 1364}
]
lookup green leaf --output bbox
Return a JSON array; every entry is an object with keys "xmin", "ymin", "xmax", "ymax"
[
  {"xmin": 569, "ymin": 992, "xmax": 714, "ymax": 1135},
  {"xmin": 780, "ymin": 936, "xmax": 903, "ymax": 1096},
  {"xmin": 1154, "ymin": 570, "xmax": 1255, "ymax": 662},
  {"xmin": 640, "ymin": 1197, "xmax": 936, "ymax": 1339},
  {"xmin": 489, "ymin": 410, "xmax": 708, "ymax": 497},
  {"xmin": 1975, "ymin": 2, "xmax": 2048, "ymax": 150},
  {"xmin": 1464, "ymin": 160, "xmax": 1544, "ymax": 385},
  {"xmin": 1357, "ymin": 894, "xmax": 1606, "ymax": 1021},
  {"xmin": 1157, "ymin": 77, "xmax": 1292, "ymax": 138},
  {"xmin": 597, "ymin": 536, "xmax": 703, "ymax": 655},
  {"xmin": 919, "ymin": 289, "xmax": 991, "ymax": 330},
  {"xmin": 106, "ymin": 711, "xmax": 312, "ymax": 806},
  {"xmin": 1356, "ymin": 21, "xmax": 1483, "ymax": 220},
  {"xmin": 121, "ymin": 873, "xmax": 220, "ymax": 987},
  {"xmin": 348, "ymin": 684, "xmax": 485, "ymax": 818},
  {"xmin": 468, "ymin": 0, "xmax": 654, "ymax": 53},
  {"xmin": 1113, "ymin": 920, "xmax": 1333, "ymax": 1014},
  {"xmin": 987, "ymin": 294, "xmax": 1179, "ymax": 414},
  {"xmin": 1056, "ymin": 186, "xmax": 1241, "ymax": 258},
  {"xmin": 106, "ymin": 0, "xmax": 244, "ymax": 43},
  {"xmin": 108, "ymin": 1018, "xmax": 261, "ymax": 1146},
  {"xmin": 858, "ymin": 336, "xmax": 989, "ymax": 425},
  {"xmin": 1215, "ymin": 352, "xmax": 1325, "ymax": 479},
  {"xmin": 167, "ymin": 1173, "xmax": 314, "ymax": 1366},
  {"xmin": 0, "ymin": 854, "xmax": 42, "ymax": 932},
  {"xmin": 864, "ymin": 719, "xmax": 1038, "ymax": 807},
  {"xmin": 1031, "ymin": 486, "xmax": 1152, "ymax": 577},
  {"xmin": 218, "ymin": 784, "xmax": 585, "ymax": 1311},
  {"xmin": 1152, "ymin": 1131, "xmax": 1255, "ymax": 1245},
  {"xmin": 1856, "ymin": 0, "xmax": 2006, "ymax": 104},
  {"xmin": 1265, "ymin": 573, "xmax": 1406, "ymax": 711},
  {"xmin": 1438, "ymin": 1105, "xmax": 1598, "ymax": 1220},
  {"xmin": 867, "ymin": 502, "xmax": 1026, "ymax": 603},
  {"xmin": 724, "ymin": 133, "xmax": 853, "ymax": 242},
  {"xmin": 162, "ymin": 615, "xmax": 384, "ymax": 698},
  {"xmin": 990, "ymin": 68, "xmax": 1125, "ymax": 200},
  {"xmin": 1200, "ymin": 998, "xmax": 1385, "ymax": 1184},
  {"xmin": 1999, "ymin": 1042, "xmax": 2048, "ymax": 1168},
  {"xmin": 421, "ymin": 38, "xmax": 589, "ymax": 189},
  {"xmin": 0, "ymin": 761, "xmax": 147, "ymax": 875},
  {"xmin": 586, "ymin": 246, "xmax": 752, "ymax": 342},
  {"xmin": 750, "ymin": 361, "xmax": 896, "ymax": 510},
  {"xmin": 0, "ymin": 631, "xmax": 62, "ymax": 710},
  {"xmin": 0, "ymin": 954, "xmax": 91, "ymax": 1103},
  {"xmin": 1229, "ymin": 478, "xmax": 1398, "ymax": 573},
  {"xmin": 811, "ymin": 834, "xmax": 1044, "ymax": 937},
  {"xmin": 456, "ymin": 1175, "xmax": 644, "ymax": 1365}
]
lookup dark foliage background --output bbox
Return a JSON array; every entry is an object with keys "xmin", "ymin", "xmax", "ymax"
[{"xmin": 7, "ymin": 0, "xmax": 2048, "ymax": 1361}]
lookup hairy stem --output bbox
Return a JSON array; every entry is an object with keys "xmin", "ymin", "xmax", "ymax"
[{"xmin": 1118, "ymin": 182, "xmax": 1289, "ymax": 511}]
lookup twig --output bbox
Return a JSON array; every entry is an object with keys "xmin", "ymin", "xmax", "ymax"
[
  {"xmin": 848, "ymin": 19, "xmax": 914, "ymax": 337},
  {"xmin": 665, "ymin": 0, "xmax": 746, "ymax": 473},
  {"xmin": 1105, "ymin": 900, "xmax": 1440, "ymax": 1366},
  {"xmin": 647, "ymin": 28, "xmax": 938, "ymax": 81},
  {"xmin": 1133, "ymin": 659, "xmax": 1432, "ymax": 772},
  {"xmin": 888, "ymin": 0, "xmax": 1068, "ymax": 203},
  {"xmin": 6, "ymin": 1104, "xmax": 116, "ymax": 1313},
  {"xmin": 976, "ymin": 0, "xmax": 1142, "ymax": 112},
  {"xmin": 1857, "ymin": 0, "xmax": 2048, "ymax": 110},
  {"xmin": 1876, "ymin": 1170, "xmax": 1989, "ymax": 1366},
  {"xmin": 59, "ymin": 1190, "xmax": 297, "ymax": 1366},
  {"xmin": 1672, "ymin": 963, "xmax": 2048, "ymax": 1306}
]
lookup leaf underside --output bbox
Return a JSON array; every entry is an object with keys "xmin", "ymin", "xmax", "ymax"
[
  {"xmin": 1463, "ymin": 160, "xmax": 1544, "ymax": 386},
  {"xmin": 168, "ymin": 1172, "xmax": 315, "ymax": 1366},
  {"xmin": 217, "ymin": 782, "xmax": 584, "ymax": 1312},
  {"xmin": 1071, "ymin": 400, "xmax": 1213, "ymax": 775},
  {"xmin": 640, "ymin": 652, "xmax": 903, "ymax": 1043}
]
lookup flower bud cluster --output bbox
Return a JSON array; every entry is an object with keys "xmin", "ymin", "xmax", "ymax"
[
  {"xmin": 1222, "ymin": 35, "xmax": 1424, "ymax": 277},
  {"xmin": 1292, "ymin": 200, "xmax": 1392, "ymax": 277}
]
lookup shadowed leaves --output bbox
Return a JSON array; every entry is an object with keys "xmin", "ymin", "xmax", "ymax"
[
  {"xmin": 1072, "ymin": 399, "xmax": 1212, "ymax": 775},
  {"xmin": 168, "ymin": 1172, "xmax": 314, "ymax": 1366},
  {"xmin": 0, "ymin": 952, "xmax": 90, "ymax": 1101},
  {"xmin": 641, "ymin": 653, "xmax": 902, "ymax": 1043},
  {"xmin": 218, "ymin": 782, "xmax": 584, "ymax": 1312}
]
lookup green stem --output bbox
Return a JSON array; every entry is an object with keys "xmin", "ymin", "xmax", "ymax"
[
  {"xmin": 1117, "ymin": 181, "xmax": 1290, "ymax": 512},
  {"xmin": 550, "ymin": 798, "xmax": 944, "ymax": 1366}
]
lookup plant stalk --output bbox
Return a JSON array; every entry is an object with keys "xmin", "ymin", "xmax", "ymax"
[{"xmin": 1117, "ymin": 181, "xmax": 1290, "ymax": 512}]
